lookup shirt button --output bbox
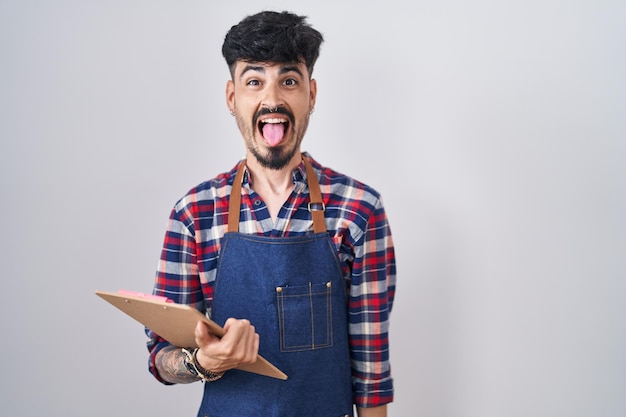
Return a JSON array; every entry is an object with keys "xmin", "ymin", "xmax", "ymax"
[{"xmin": 254, "ymin": 199, "xmax": 262, "ymax": 206}]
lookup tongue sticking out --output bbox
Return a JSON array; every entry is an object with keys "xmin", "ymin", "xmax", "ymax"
[{"xmin": 262, "ymin": 123, "xmax": 285, "ymax": 146}]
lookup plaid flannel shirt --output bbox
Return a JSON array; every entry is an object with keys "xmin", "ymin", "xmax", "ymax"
[{"xmin": 147, "ymin": 153, "xmax": 396, "ymax": 408}]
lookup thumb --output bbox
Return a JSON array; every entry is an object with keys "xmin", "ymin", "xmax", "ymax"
[{"xmin": 195, "ymin": 321, "xmax": 218, "ymax": 347}]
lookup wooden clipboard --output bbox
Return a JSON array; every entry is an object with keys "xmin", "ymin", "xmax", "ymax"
[{"xmin": 96, "ymin": 290, "xmax": 287, "ymax": 380}]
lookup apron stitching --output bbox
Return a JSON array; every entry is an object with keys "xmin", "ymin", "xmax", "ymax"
[{"xmin": 309, "ymin": 282, "xmax": 315, "ymax": 349}]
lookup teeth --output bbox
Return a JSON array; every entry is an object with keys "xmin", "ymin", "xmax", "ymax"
[{"xmin": 262, "ymin": 118, "xmax": 286, "ymax": 124}]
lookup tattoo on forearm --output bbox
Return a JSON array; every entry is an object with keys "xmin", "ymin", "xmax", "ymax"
[{"xmin": 155, "ymin": 346, "xmax": 200, "ymax": 384}]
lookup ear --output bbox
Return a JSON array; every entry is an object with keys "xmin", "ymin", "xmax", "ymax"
[
  {"xmin": 226, "ymin": 80, "xmax": 235, "ymax": 113},
  {"xmin": 309, "ymin": 78, "xmax": 317, "ymax": 110}
]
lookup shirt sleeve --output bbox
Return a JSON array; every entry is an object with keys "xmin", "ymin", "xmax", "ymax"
[
  {"xmin": 146, "ymin": 204, "xmax": 205, "ymax": 384},
  {"xmin": 348, "ymin": 197, "xmax": 397, "ymax": 408}
]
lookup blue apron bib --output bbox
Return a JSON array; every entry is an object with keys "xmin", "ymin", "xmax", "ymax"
[{"xmin": 198, "ymin": 157, "xmax": 353, "ymax": 417}]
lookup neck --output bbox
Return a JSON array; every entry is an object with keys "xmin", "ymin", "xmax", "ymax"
[
  {"xmin": 245, "ymin": 151, "xmax": 301, "ymax": 222},
  {"xmin": 246, "ymin": 151, "xmax": 302, "ymax": 196}
]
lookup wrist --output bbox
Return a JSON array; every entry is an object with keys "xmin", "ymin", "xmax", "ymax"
[{"xmin": 181, "ymin": 347, "xmax": 224, "ymax": 382}]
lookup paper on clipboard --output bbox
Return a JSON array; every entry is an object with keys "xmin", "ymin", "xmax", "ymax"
[{"xmin": 96, "ymin": 290, "xmax": 287, "ymax": 380}]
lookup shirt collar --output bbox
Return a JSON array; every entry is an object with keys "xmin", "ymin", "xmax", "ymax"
[{"xmin": 240, "ymin": 152, "xmax": 313, "ymax": 186}]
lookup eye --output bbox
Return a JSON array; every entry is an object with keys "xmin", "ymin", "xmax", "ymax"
[
  {"xmin": 284, "ymin": 78, "xmax": 298, "ymax": 86},
  {"xmin": 246, "ymin": 79, "xmax": 261, "ymax": 86}
]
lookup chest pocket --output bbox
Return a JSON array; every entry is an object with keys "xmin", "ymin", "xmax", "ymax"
[{"xmin": 276, "ymin": 281, "xmax": 333, "ymax": 352}]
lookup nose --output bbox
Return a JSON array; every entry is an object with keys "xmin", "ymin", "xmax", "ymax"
[{"xmin": 261, "ymin": 82, "xmax": 284, "ymax": 111}]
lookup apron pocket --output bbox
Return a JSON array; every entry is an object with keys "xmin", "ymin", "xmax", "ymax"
[{"xmin": 276, "ymin": 281, "xmax": 333, "ymax": 352}]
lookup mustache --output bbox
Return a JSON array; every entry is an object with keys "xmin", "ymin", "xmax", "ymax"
[{"xmin": 253, "ymin": 107, "xmax": 295, "ymax": 125}]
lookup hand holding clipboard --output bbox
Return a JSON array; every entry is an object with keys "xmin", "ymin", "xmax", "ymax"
[{"xmin": 96, "ymin": 290, "xmax": 287, "ymax": 380}]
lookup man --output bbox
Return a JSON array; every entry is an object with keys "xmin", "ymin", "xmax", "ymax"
[{"xmin": 147, "ymin": 10, "xmax": 396, "ymax": 417}]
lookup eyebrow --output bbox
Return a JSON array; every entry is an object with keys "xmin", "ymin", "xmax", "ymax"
[{"xmin": 239, "ymin": 64, "xmax": 305, "ymax": 79}]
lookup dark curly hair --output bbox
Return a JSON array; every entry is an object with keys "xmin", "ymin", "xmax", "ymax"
[{"xmin": 222, "ymin": 11, "xmax": 324, "ymax": 78}]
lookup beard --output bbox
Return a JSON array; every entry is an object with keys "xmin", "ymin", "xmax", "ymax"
[
  {"xmin": 250, "ymin": 141, "xmax": 300, "ymax": 170},
  {"xmin": 237, "ymin": 108, "xmax": 310, "ymax": 170}
]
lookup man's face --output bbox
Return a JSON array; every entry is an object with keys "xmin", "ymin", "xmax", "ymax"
[{"xmin": 226, "ymin": 61, "xmax": 317, "ymax": 170}]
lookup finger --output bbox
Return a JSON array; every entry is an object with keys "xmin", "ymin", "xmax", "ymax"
[
  {"xmin": 221, "ymin": 318, "xmax": 250, "ymax": 348},
  {"xmin": 222, "ymin": 317, "xmax": 239, "ymax": 332},
  {"xmin": 220, "ymin": 319, "xmax": 257, "ymax": 363},
  {"xmin": 245, "ymin": 332, "xmax": 260, "ymax": 363},
  {"xmin": 233, "ymin": 321, "xmax": 258, "ymax": 363}
]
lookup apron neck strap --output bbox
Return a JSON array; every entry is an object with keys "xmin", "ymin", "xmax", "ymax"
[
  {"xmin": 227, "ymin": 155, "xmax": 327, "ymax": 234},
  {"xmin": 227, "ymin": 160, "xmax": 246, "ymax": 233}
]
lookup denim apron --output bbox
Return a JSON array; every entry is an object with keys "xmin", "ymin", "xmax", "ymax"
[{"xmin": 198, "ymin": 157, "xmax": 353, "ymax": 417}]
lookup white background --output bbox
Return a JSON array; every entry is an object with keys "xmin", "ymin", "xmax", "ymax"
[{"xmin": 1, "ymin": 1, "xmax": 624, "ymax": 416}]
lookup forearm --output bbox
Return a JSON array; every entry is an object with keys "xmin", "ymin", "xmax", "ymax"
[
  {"xmin": 154, "ymin": 345, "xmax": 199, "ymax": 384},
  {"xmin": 357, "ymin": 405, "xmax": 387, "ymax": 417}
]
